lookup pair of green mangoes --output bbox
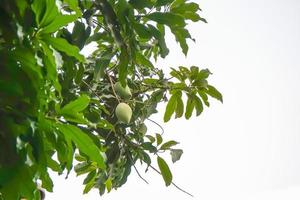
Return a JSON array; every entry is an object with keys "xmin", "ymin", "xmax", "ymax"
[{"xmin": 114, "ymin": 82, "xmax": 132, "ymax": 124}]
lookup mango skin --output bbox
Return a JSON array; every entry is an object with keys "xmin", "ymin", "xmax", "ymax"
[
  {"xmin": 115, "ymin": 103, "xmax": 132, "ymax": 124},
  {"xmin": 114, "ymin": 82, "xmax": 132, "ymax": 100}
]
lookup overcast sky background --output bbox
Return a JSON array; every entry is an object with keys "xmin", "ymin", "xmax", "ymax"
[{"xmin": 47, "ymin": 0, "xmax": 300, "ymax": 199}]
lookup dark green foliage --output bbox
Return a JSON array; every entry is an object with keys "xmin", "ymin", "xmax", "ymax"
[{"xmin": 0, "ymin": 0, "xmax": 222, "ymax": 198}]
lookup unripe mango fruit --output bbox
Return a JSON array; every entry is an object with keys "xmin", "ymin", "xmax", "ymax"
[
  {"xmin": 115, "ymin": 103, "xmax": 132, "ymax": 124},
  {"xmin": 114, "ymin": 82, "xmax": 132, "ymax": 100}
]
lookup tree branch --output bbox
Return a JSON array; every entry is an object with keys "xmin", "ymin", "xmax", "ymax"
[
  {"xmin": 148, "ymin": 165, "xmax": 194, "ymax": 197},
  {"xmin": 127, "ymin": 153, "xmax": 149, "ymax": 184},
  {"xmin": 146, "ymin": 118, "xmax": 165, "ymax": 135}
]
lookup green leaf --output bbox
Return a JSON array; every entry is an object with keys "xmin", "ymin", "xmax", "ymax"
[
  {"xmin": 46, "ymin": 156, "xmax": 62, "ymax": 173},
  {"xmin": 61, "ymin": 95, "xmax": 90, "ymax": 113},
  {"xmin": 56, "ymin": 124, "xmax": 106, "ymax": 169},
  {"xmin": 170, "ymin": 149, "xmax": 183, "ymax": 163},
  {"xmin": 83, "ymin": 170, "xmax": 97, "ymax": 184},
  {"xmin": 136, "ymin": 52, "xmax": 154, "ymax": 69},
  {"xmin": 194, "ymin": 95, "xmax": 203, "ymax": 116},
  {"xmin": 156, "ymin": 0, "xmax": 175, "ymax": 7},
  {"xmin": 133, "ymin": 23, "xmax": 152, "ymax": 39},
  {"xmin": 197, "ymin": 69, "xmax": 212, "ymax": 80},
  {"xmin": 198, "ymin": 90, "xmax": 210, "ymax": 107},
  {"xmin": 31, "ymin": 0, "xmax": 47, "ymax": 26},
  {"xmin": 190, "ymin": 66, "xmax": 199, "ymax": 80},
  {"xmin": 39, "ymin": 0, "xmax": 59, "ymax": 27},
  {"xmin": 0, "ymin": 166, "xmax": 36, "ymax": 200},
  {"xmin": 145, "ymin": 12, "xmax": 185, "ymax": 27},
  {"xmin": 94, "ymin": 49, "xmax": 114, "ymax": 80},
  {"xmin": 148, "ymin": 24, "xmax": 169, "ymax": 58},
  {"xmin": 75, "ymin": 162, "xmax": 93, "ymax": 175},
  {"xmin": 105, "ymin": 178, "xmax": 112, "ymax": 193},
  {"xmin": 40, "ymin": 171, "xmax": 54, "ymax": 192},
  {"xmin": 63, "ymin": 0, "xmax": 82, "ymax": 14},
  {"xmin": 185, "ymin": 95, "xmax": 195, "ymax": 119},
  {"xmin": 118, "ymin": 46, "xmax": 129, "ymax": 86},
  {"xmin": 175, "ymin": 95, "xmax": 184, "ymax": 118},
  {"xmin": 40, "ymin": 41, "xmax": 62, "ymax": 94},
  {"xmin": 16, "ymin": 0, "xmax": 28, "ymax": 17},
  {"xmin": 206, "ymin": 85, "xmax": 223, "ymax": 103},
  {"xmin": 129, "ymin": 0, "xmax": 153, "ymax": 9},
  {"xmin": 41, "ymin": 14, "xmax": 80, "ymax": 34},
  {"xmin": 41, "ymin": 35, "xmax": 84, "ymax": 62},
  {"xmin": 157, "ymin": 156, "xmax": 173, "ymax": 186},
  {"xmin": 160, "ymin": 140, "xmax": 179, "ymax": 150},
  {"xmin": 146, "ymin": 135, "xmax": 155, "ymax": 143},
  {"xmin": 163, "ymin": 93, "xmax": 178, "ymax": 122},
  {"xmin": 75, "ymin": 153, "xmax": 87, "ymax": 162},
  {"xmin": 142, "ymin": 142, "xmax": 157, "ymax": 153},
  {"xmin": 156, "ymin": 133, "xmax": 163, "ymax": 146},
  {"xmin": 59, "ymin": 95, "xmax": 90, "ymax": 124},
  {"xmin": 171, "ymin": 27, "xmax": 192, "ymax": 55},
  {"xmin": 83, "ymin": 182, "xmax": 95, "ymax": 194},
  {"xmin": 171, "ymin": 2, "xmax": 200, "ymax": 14}
]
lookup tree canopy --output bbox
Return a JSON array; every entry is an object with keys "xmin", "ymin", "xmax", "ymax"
[{"xmin": 0, "ymin": 0, "xmax": 222, "ymax": 199}]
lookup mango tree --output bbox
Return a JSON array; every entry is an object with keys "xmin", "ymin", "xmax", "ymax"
[{"xmin": 0, "ymin": 0, "xmax": 222, "ymax": 199}]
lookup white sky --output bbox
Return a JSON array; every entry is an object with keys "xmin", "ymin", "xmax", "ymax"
[{"xmin": 47, "ymin": 0, "xmax": 300, "ymax": 199}]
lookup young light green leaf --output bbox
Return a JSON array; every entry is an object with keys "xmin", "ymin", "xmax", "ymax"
[
  {"xmin": 105, "ymin": 178, "xmax": 112, "ymax": 193},
  {"xmin": 157, "ymin": 156, "xmax": 173, "ymax": 186},
  {"xmin": 83, "ymin": 182, "xmax": 95, "ymax": 194},
  {"xmin": 41, "ymin": 35, "xmax": 84, "ymax": 62},
  {"xmin": 56, "ymin": 124, "xmax": 106, "ymax": 169}
]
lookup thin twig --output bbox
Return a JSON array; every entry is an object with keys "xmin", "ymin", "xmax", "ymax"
[
  {"xmin": 148, "ymin": 165, "xmax": 194, "ymax": 197},
  {"xmin": 92, "ymin": 19, "xmax": 109, "ymax": 32},
  {"xmin": 82, "ymin": 80, "xmax": 102, "ymax": 100},
  {"xmin": 146, "ymin": 118, "xmax": 165, "ymax": 135},
  {"xmin": 127, "ymin": 153, "xmax": 149, "ymax": 184},
  {"xmin": 107, "ymin": 73, "xmax": 120, "ymax": 103}
]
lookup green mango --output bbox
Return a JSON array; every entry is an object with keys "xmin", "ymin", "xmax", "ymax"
[
  {"xmin": 114, "ymin": 82, "xmax": 132, "ymax": 100},
  {"xmin": 115, "ymin": 103, "xmax": 132, "ymax": 124}
]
